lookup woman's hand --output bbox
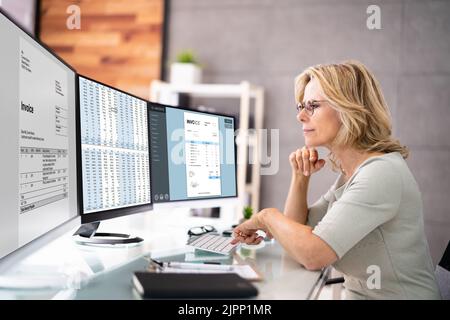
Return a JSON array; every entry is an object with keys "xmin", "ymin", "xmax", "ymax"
[
  {"xmin": 230, "ymin": 208, "xmax": 278, "ymax": 245},
  {"xmin": 289, "ymin": 146, "xmax": 325, "ymax": 177}
]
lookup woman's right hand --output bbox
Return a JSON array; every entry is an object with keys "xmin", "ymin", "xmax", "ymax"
[{"xmin": 289, "ymin": 147, "xmax": 326, "ymax": 178}]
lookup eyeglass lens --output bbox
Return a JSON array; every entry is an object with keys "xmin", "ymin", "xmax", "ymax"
[{"xmin": 297, "ymin": 101, "xmax": 320, "ymax": 115}]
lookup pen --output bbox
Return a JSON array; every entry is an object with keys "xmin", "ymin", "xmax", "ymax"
[
  {"xmin": 165, "ymin": 262, "xmax": 233, "ymax": 271},
  {"xmin": 149, "ymin": 258, "xmax": 164, "ymax": 269}
]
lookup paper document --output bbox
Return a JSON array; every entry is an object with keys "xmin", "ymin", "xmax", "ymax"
[
  {"xmin": 158, "ymin": 264, "xmax": 262, "ymax": 281},
  {"xmin": 184, "ymin": 252, "xmax": 232, "ymax": 262}
]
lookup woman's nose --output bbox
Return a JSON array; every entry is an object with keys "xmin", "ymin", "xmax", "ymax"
[{"xmin": 297, "ymin": 109, "xmax": 308, "ymax": 123}]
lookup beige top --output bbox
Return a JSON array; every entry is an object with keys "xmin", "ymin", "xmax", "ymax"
[{"xmin": 308, "ymin": 152, "xmax": 441, "ymax": 299}]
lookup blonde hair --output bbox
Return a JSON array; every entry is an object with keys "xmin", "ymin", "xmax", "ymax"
[{"xmin": 295, "ymin": 60, "xmax": 409, "ymax": 169}]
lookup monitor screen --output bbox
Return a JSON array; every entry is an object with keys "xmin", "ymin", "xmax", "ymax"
[
  {"xmin": 0, "ymin": 9, "xmax": 78, "ymax": 260},
  {"xmin": 149, "ymin": 103, "xmax": 237, "ymax": 203},
  {"xmin": 78, "ymin": 76, "xmax": 152, "ymax": 215}
]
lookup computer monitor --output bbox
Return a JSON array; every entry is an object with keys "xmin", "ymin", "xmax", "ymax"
[
  {"xmin": 148, "ymin": 103, "xmax": 237, "ymax": 205},
  {"xmin": 0, "ymin": 8, "xmax": 79, "ymax": 261},
  {"xmin": 75, "ymin": 75, "xmax": 153, "ymax": 244}
]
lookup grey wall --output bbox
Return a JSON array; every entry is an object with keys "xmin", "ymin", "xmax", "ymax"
[{"xmin": 166, "ymin": 0, "xmax": 450, "ymax": 266}]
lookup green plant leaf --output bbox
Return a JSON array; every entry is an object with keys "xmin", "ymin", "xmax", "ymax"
[
  {"xmin": 176, "ymin": 50, "xmax": 197, "ymax": 64},
  {"xmin": 243, "ymin": 206, "xmax": 253, "ymax": 219}
]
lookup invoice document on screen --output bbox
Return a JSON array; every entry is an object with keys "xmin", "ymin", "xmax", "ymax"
[{"xmin": 184, "ymin": 112, "xmax": 222, "ymax": 198}]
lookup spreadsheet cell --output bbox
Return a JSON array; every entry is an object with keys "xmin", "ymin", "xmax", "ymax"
[{"xmin": 79, "ymin": 77, "xmax": 151, "ymax": 213}]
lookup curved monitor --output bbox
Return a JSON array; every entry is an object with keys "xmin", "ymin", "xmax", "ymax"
[
  {"xmin": 149, "ymin": 103, "xmax": 237, "ymax": 203},
  {"xmin": 77, "ymin": 75, "xmax": 153, "ymax": 224},
  {"xmin": 0, "ymin": 9, "xmax": 79, "ymax": 260}
]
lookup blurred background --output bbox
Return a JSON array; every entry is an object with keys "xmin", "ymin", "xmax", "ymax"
[{"xmin": 1, "ymin": 0, "xmax": 449, "ymax": 267}]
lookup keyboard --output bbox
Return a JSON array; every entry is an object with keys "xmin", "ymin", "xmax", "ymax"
[{"xmin": 187, "ymin": 234, "xmax": 238, "ymax": 255}]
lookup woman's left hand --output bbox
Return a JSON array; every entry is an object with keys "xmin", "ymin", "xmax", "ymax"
[{"xmin": 231, "ymin": 208, "xmax": 278, "ymax": 245}]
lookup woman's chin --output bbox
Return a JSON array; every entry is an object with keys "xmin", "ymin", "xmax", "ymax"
[{"xmin": 304, "ymin": 140, "xmax": 320, "ymax": 148}]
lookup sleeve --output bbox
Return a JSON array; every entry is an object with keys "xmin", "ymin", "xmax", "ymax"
[
  {"xmin": 306, "ymin": 174, "xmax": 344, "ymax": 228},
  {"xmin": 312, "ymin": 160, "xmax": 403, "ymax": 259},
  {"xmin": 306, "ymin": 189, "xmax": 333, "ymax": 228}
]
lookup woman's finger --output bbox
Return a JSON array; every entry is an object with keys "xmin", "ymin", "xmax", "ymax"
[
  {"xmin": 232, "ymin": 228, "xmax": 245, "ymax": 241},
  {"xmin": 231, "ymin": 237, "xmax": 242, "ymax": 245},
  {"xmin": 295, "ymin": 149, "xmax": 303, "ymax": 174},
  {"xmin": 302, "ymin": 147, "xmax": 310, "ymax": 176},
  {"xmin": 231, "ymin": 223, "xmax": 257, "ymax": 244},
  {"xmin": 244, "ymin": 233, "xmax": 259, "ymax": 245},
  {"xmin": 249, "ymin": 236, "xmax": 263, "ymax": 245},
  {"xmin": 231, "ymin": 233, "xmax": 245, "ymax": 244},
  {"xmin": 309, "ymin": 148, "xmax": 318, "ymax": 162},
  {"xmin": 289, "ymin": 152, "xmax": 298, "ymax": 171},
  {"xmin": 314, "ymin": 159, "xmax": 326, "ymax": 170}
]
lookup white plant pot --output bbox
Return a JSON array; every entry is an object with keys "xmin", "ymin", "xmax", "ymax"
[{"xmin": 170, "ymin": 62, "xmax": 202, "ymax": 85}]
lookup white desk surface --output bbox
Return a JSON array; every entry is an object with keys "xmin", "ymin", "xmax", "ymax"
[{"xmin": 0, "ymin": 205, "xmax": 323, "ymax": 300}]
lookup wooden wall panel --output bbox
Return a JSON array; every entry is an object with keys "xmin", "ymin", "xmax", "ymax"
[{"xmin": 39, "ymin": 0, "xmax": 165, "ymax": 100}]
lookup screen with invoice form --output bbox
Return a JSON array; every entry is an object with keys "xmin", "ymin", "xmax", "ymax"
[
  {"xmin": 149, "ymin": 103, "xmax": 237, "ymax": 202},
  {"xmin": 0, "ymin": 10, "xmax": 78, "ymax": 259},
  {"xmin": 78, "ymin": 76, "xmax": 151, "ymax": 214}
]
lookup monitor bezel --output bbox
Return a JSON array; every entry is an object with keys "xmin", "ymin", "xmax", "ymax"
[
  {"xmin": 76, "ymin": 74, "xmax": 153, "ymax": 224},
  {"xmin": 148, "ymin": 101, "xmax": 239, "ymax": 204}
]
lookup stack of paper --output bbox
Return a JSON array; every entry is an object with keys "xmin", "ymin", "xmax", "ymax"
[{"xmin": 157, "ymin": 263, "xmax": 262, "ymax": 281}]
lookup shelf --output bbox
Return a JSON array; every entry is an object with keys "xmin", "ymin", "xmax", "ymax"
[{"xmin": 151, "ymin": 80, "xmax": 262, "ymax": 99}]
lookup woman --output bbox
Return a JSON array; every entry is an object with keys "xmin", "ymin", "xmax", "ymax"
[{"xmin": 231, "ymin": 61, "xmax": 441, "ymax": 299}]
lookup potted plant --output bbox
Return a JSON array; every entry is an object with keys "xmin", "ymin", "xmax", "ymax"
[
  {"xmin": 239, "ymin": 206, "xmax": 253, "ymax": 223},
  {"xmin": 170, "ymin": 49, "xmax": 202, "ymax": 85}
]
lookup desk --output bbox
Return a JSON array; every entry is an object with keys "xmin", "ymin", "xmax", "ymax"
[{"xmin": 0, "ymin": 207, "xmax": 324, "ymax": 300}]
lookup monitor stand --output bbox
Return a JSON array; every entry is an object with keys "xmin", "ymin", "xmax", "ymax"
[
  {"xmin": 189, "ymin": 207, "xmax": 221, "ymax": 218},
  {"xmin": 72, "ymin": 222, "xmax": 143, "ymax": 245}
]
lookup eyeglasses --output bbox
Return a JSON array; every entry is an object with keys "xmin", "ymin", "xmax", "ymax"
[
  {"xmin": 187, "ymin": 225, "xmax": 217, "ymax": 237},
  {"xmin": 296, "ymin": 100, "xmax": 327, "ymax": 116}
]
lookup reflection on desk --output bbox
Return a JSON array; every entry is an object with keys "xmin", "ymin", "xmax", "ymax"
[
  {"xmin": 0, "ymin": 208, "xmax": 324, "ymax": 300},
  {"xmin": 71, "ymin": 241, "xmax": 322, "ymax": 300}
]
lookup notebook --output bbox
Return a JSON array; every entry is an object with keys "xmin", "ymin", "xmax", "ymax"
[{"xmin": 132, "ymin": 272, "xmax": 259, "ymax": 299}]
